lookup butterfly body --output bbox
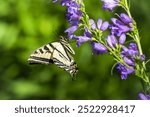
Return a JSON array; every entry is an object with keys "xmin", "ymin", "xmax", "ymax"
[{"xmin": 28, "ymin": 37, "xmax": 78, "ymax": 76}]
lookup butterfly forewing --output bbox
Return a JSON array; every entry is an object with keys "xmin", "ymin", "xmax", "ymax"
[{"xmin": 60, "ymin": 37, "xmax": 75, "ymax": 55}]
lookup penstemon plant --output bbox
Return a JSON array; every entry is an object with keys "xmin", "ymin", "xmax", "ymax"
[{"xmin": 53, "ymin": 0, "xmax": 150, "ymax": 99}]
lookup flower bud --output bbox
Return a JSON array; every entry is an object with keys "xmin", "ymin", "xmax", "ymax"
[
  {"xmin": 119, "ymin": 33, "xmax": 126, "ymax": 45},
  {"xmin": 120, "ymin": 13, "xmax": 133, "ymax": 24}
]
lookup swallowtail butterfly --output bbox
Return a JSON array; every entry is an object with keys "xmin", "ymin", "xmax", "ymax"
[{"xmin": 28, "ymin": 36, "xmax": 78, "ymax": 77}]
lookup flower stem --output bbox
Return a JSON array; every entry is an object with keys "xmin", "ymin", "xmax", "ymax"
[{"xmin": 124, "ymin": 0, "xmax": 150, "ymax": 84}]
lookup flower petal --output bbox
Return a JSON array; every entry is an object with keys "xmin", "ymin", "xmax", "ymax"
[
  {"xmin": 119, "ymin": 33, "xmax": 126, "ymax": 44},
  {"xmin": 65, "ymin": 25, "xmax": 78, "ymax": 35},
  {"xmin": 97, "ymin": 18, "xmax": 103, "ymax": 30},
  {"xmin": 100, "ymin": 21, "xmax": 109, "ymax": 31},
  {"xmin": 89, "ymin": 19, "xmax": 96, "ymax": 30},
  {"xmin": 120, "ymin": 13, "xmax": 133, "ymax": 24},
  {"xmin": 74, "ymin": 36, "xmax": 91, "ymax": 47},
  {"xmin": 138, "ymin": 92, "xmax": 150, "ymax": 100}
]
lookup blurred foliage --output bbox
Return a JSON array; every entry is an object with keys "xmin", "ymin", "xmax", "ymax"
[{"xmin": 0, "ymin": 0, "xmax": 150, "ymax": 100}]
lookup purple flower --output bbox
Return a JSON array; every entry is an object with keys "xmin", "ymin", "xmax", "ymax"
[
  {"xmin": 101, "ymin": 0, "xmax": 120, "ymax": 11},
  {"xmin": 53, "ymin": 0, "xmax": 58, "ymax": 3},
  {"xmin": 56, "ymin": 0, "xmax": 83, "ymax": 39},
  {"xmin": 91, "ymin": 42, "xmax": 108, "ymax": 54},
  {"xmin": 119, "ymin": 33, "xmax": 126, "ymax": 45},
  {"xmin": 89, "ymin": 19, "xmax": 96, "ymax": 30},
  {"xmin": 106, "ymin": 35, "xmax": 118, "ymax": 48},
  {"xmin": 120, "ymin": 13, "xmax": 133, "ymax": 24},
  {"xmin": 140, "ymin": 54, "xmax": 145, "ymax": 61},
  {"xmin": 117, "ymin": 42, "xmax": 146, "ymax": 79},
  {"xmin": 138, "ymin": 92, "xmax": 150, "ymax": 100},
  {"xmin": 97, "ymin": 19, "xmax": 109, "ymax": 31},
  {"xmin": 117, "ymin": 63, "xmax": 135, "ymax": 79},
  {"xmin": 97, "ymin": 19, "xmax": 102, "ymax": 30},
  {"xmin": 121, "ymin": 43, "xmax": 139, "ymax": 59},
  {"xmin": 123, "ymin": 57, "xmax": 134, "ymax": 66},
  {"xmin": 88, "ymin": 18, "xmax": 109, "ymax": 31},
  {"xmin": 128, "ymin": 43, "xmax": 139, "ymax": 57},
  {"xmin": 66, "ymin": 1, "xmax": 82, "ymax": 25},
  {"xmin": 110, "ymin": 13, "xmax": 133, "ymax": 36},
  {"xmin": 61, "ymin": 0, "xmax": 72, "ymax": 6},
  {"xmin": 74, "ymin": 36, "xmax": 91, "ymax": 47},
  {"xmin": 84, "ymin": 29, "xmax": 92, "ymax": 37},
  {"xmin": 65, "ymin": 25, "xmax": 78, "ymax": 36}
]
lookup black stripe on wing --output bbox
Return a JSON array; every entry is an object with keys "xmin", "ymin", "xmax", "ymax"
[
  {"xmin": 60, "ymin": 37, "xmax": 75, "ymax": 55},
  {"xmin": 28, "ymin": 56, "xmax": 53, "ymax": 64},
  {"xmin": 53, "ymin": 58, "xmax": 70, "ymax": 71},
  {"xmin": 33, "ymin": 45, "xmax": 52, "ymax": 54}
]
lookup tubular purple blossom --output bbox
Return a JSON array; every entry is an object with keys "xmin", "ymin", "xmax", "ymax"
[
  {"xmin": 123, "ymin": 57, "xmax": 134, "ymax": 66},
  {"xmin": 53, "ymin": 0, "xmax": 58, "ymax": 3},
  {"xmin": 140, "ymin": 54, "xmax": 145, "ymax": 61},
  {"xmin": 128, "ymin": 43, "xmax": 139, "ymax": 57},
  {"xmin": 84, "ymin": 29, "xmax": 92, "ymax": 37},
  {"xmin": 110, "ymin": 13, "xmax": 133, "ymax": 36},
  {"xmin": 96, "ymin": 18, "xmax": 109, "ymax": 31},
  {"xmin": 118, "ymin": 42, "xmax": 146, "ymax": 79},
  {"xmin": 106, "ymin": 35, "xmax": 118, "ymax": 48},
  {"xmin": 89, "ymin": 19, "xmax": 96, "ymax": 30},
  {"xmin": 61, "ymin": 0, "xmax": 72, "ymax": 6},
  {"xmin": 120, "ymin": 13, "xmax": 133, "ymax": 24},
  {"xmin": 117, "ymin": 63, "xmax": 135, "ymax": 79},
  {"xmin": 97, "ymin": 19, "xmax": 103, "ymax": 30},
  {"xmin": 100, "ymin": 21, "xmax": 109, "ymax": 31},
  {"xmin": 65, "ymin": 25, "xmax": 78, "ymax": 36},
  {"xmin": 101, "ymin": 0, "xmax": 120, "ymax": 11},
  {"xmin": 138, "ymin": 92, "xmax": 150, "ymax": 100},
  {"xmin": 74, "ymin": 36, "xmax": 91, "ymax": 47},
  {"xmin": 55, "ymin": 0, "xmax": 83, "ymax": 39},
  {"xmin": 91, "ymin": 42, "xmax": 108, "ymax": 54},
  {"xmin": 119, "ymin": 33, "xmax": 126, "ymax": 45}
]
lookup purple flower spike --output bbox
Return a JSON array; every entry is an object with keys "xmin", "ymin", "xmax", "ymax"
[
  {"xmin": 119, "ymin": 33, "xmax": 126, "ymax": 45},
  {"xmin": 91, "ymin": 42, "xmax": 108, "ymax": 54},
  {"xmin": 89, "ymin": 19, "xmax": 96, "ymax": 30},
  {"xmin": 138, "ymin": 92, "xmax": 150, "ymax": 100},
  {"xmin": 120, "ymin": 13, "xmax": 133, "ymax": 24},
  {"xmin": 101, "ymin": 0, "xmax": 120, "ymax": 11},
  {"xmin": 107, "ymin": 35, "xmax": 117, "ymax": 48},
  {"xmin": 74, "ymin": 36, "xmax": 91, "ymax": 47}
]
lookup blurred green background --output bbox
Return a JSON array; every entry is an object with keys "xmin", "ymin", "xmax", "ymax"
[{"xmin": 0, "ymin": 0, "xmax": 150, "ymax": 100}]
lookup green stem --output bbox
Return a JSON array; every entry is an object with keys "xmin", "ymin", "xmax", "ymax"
[
  {"xmin": 124, "ymin": 0, "xmax": 150, "ymax": 84},
  {"xmin": 97, "ymin": 39, "xmax": 132, "ymax": 69}
]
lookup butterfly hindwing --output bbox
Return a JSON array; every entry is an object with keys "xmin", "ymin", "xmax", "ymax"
[{"xmin": 28, "ymin": 43, "xmax": 55, "ymax": 64}]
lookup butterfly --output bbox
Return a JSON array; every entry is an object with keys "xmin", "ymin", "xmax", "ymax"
[{"xmin": 28, "ymin": 36, "xmax": 78, "ymax": 77}]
